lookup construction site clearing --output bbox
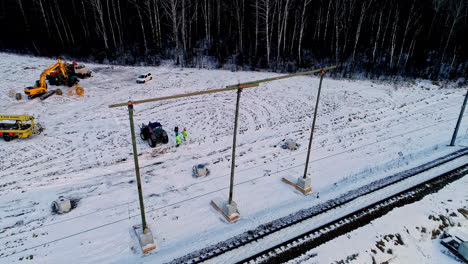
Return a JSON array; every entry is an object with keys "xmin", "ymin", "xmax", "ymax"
[{"xmin": 0, "ymin": 53, "xmax": 467, "ymax": 263}]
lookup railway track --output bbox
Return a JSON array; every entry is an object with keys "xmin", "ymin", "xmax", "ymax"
[
  {"xmin": 241, "ymin": 159, "xmax": 468, "ymax": 264},
  {"xmin": 168, "ymin": 148, "xmax": 468, "ymax": 264}
]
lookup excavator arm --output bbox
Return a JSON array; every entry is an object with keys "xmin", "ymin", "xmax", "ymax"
[
  {"xmin": 25, "ymin": 59, "xmax": 68, "ymax": 98},
  {"xmin": 38, "ymin": 59, "xmax": 68, "ymax": 88}
]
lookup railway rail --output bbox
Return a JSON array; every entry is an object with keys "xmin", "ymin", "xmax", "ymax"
[{"xmin": 168, "ymin": 148, "xmax": 468, "ymax": 264}]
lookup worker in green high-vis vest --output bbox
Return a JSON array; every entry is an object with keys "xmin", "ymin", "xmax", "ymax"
[
  {"xmin": 182, "ymin": 128, "xmax": 188, "ymax": 141},
  {"xmin": 174, "ymin": 127, "xmax": 180, "ymax": 147}
]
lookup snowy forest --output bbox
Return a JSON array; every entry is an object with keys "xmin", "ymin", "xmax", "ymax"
[{"xmin": 0, "ymin": 0, "xmax": 467, "ymax": 80}]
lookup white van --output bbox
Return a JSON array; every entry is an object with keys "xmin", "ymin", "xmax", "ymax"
[{"xmin": 136, "ymin": 72, "xmax": 152, "ymax": 83}]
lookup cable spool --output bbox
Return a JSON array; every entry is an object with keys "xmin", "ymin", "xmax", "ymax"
[
  {"xmin": 73, "ymin": 84, "xmax": 84, "ymax": 97},
  {"xmin": 51, "ymin": 196, "xmax": 71, "ymax": 214},
  {"xmin": 76, "ymin": 87, "xmax": 84, "ymax": 97},
  {"xmin": 55, "ymin": 89, "xmax": 63, "ymax": 96},
  {"xmin": 282, "ymin": 139, "xmax": 298, "ymax": 150},
  {"xmin": 192, "ymin": 164, "xmax": 209, "ymax": 178},
  {"xmin": 15, "ymin": 93, "xmax": 22, "ymax": 100},
  {"xmin": 67, "ymin": 88, "xmax": 74, "ymax": 96}
]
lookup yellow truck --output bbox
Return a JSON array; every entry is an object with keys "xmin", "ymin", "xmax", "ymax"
[{"xmin": 0, "ymin": 115, "xmax": 44, "ymax": 141}]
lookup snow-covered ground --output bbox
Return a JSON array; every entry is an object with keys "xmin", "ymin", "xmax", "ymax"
[
  {"xmin": 0, "ymin": 53, "xmax": 467, "ymax": 263},
  {"xmin": 287, "ymin": 171, "xmax": 468, "ymax": 264}
]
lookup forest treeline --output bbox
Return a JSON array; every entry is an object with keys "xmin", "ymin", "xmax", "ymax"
[{"xmin": 0, "ymin": 0, "xmax": 467, "ymax": 80}]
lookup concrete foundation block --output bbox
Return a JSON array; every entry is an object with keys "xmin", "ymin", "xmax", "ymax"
[
  {"xmin": 282, "ymin": 176, "xmax": 312, "ymax": 195},
  {"xmin": 297, "ymin": 177, "xmax": 311, "ymax": 189},
  {"xmin": 211, "ymin": 198, "xmax": 240, "ymax": 222},
  {"xmin": 133, "ymin": 225, "xmax": 156, "ymax": 254}
]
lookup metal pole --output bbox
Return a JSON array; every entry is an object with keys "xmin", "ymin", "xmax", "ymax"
[
  {"xmin": 303, "ymin": 70, "xmax": 325, "ymax": 179},
  {"xmin": 449, "ymin": 90, "xmax": 468, "ymax": 146},
  {"xmin": 229, "ymin": 88, "xmax": 242, "ymax": 205},
  {"xmin": 128, "ymin": 101, "xmax": 148, "ymax": 233}
]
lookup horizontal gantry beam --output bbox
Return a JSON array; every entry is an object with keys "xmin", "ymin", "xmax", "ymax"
[{"xmin": 108, "ymin": 66, "xmax": 336, "ymax": 108}]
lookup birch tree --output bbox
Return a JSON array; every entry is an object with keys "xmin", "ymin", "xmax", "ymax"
[
  {"xmin": 201, "ymin": 0, "xmax": 211, "ymax": 44},
  {"xmin": 88, "ymin": 0, "xmax": 109, "ymax": 50},
  {"xmin": 298, "ymin": 0, "xmax": 312, "ymax": 64},
  {"xmin": 130, "ymin": 0, "xmax": 148, "ymax": 54},
  {"xmin": 351, "ymin": 0, "xmax": 374, "ymax": 63},
  {"xmin": 441, "ymin": 0, "xmax": 466, "ymax": 63},
  {"xmin": 396, "ymin": 1, "xmax": 420, "ymax": 67},
  {"xmin": 389, "ymin": 9, "xmax": 399, "ymax": 68},
  {"xmin": 234, "ymin": 0, "xmax": 245, "ymax": 54},
  {"xmin": 34, "ymin": 0, "xmax": 51, "ymax": 38},
  {"xmin": 258, "ymin": 0, "xmax": 274, "ymax": 65},
  {"xmin": 162, "ymin": 0, "xmax": 180, "ymax": 60}
]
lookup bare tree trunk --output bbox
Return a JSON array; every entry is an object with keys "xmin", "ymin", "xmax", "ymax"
[
  {"xmin": 217, "ymin": 1, "xmax": 221, "ymax": 38},
  {"xmin": 49, "ymin": 6, "xmax": 66, "ymax": 47},
  {"xmin": 372, "ymin": 9, "xmax": 383, "ymax": 62},
  {"xmin": 441, "ymin": 0, "xmax": 465, "ymax": 63},
  {"xmin": 396, "ymin": 1, "xmax": 417, "ymax": 67},
  {"xmin": 111, "ymin": 0, "xmax": 123, "ymax": 48},
  {"xmin": 380, "ymin": 4, "xmax": 393, "ymax": 51},
  {"xmin": 282, "ymin": 0, "xmax": 290, "ymax": 54},
  {"xmin": 276, "ymin": 0, "xmax": 283, "ymax": 63},
  {"xmin": 133, "ymin": 1, "xmax": 148, "ymax": 55},
  {"xmin": 145, "ymin": 0, "xmax": 155, "ymax": 45},
  {"xmin": 116, "ymin": 0, "xmax": 124, "ymax": 41},
  {"xmin": 314, "ymin": 5, "xmax": 321, "ymax": 40},
  {"xmin": 162, "ymin": 0, "xmax": 179, "ymax": 60},
  {"xmin": 172, "ymin": 0, "xmax": 179, "ymax": 53},
  {"xmin": 324, "ymin": 0, "xmax": 332, "ymax": 41},
  {"xmin": 298, "ymin": 0, "xmax": 312, "ymax": 64},
  {"xmin": 290, "ymin": 9, "xmax": 299, "ymax": 56},
  {"xmin": 16, "ymin": 0, "xmax": 29, "ymax": 32},
  {"xmin": 194, "ymin": 1, "xmax": 198, "ymax": 37},
  {"xmin": 404, "ymin": 25, "xmax": 421, "ymax": 69},
  {"xmin": 266, "ymin": 0, "xmax": 271, "ymax": 65},
  {"xmin": 389, "ymin": 10, "xmax": 399, "ymax": 68},
  {"xmin": 342, "ymin": 0, "xmax": 357, "ymax": 58},
  {"xmin": 63, "ymin": 13, "xmax": 76, "ymax": 45},
  {"xmin": 90, "ymin": 0, "xmax": 109, "ymax": 50},
  {"xmin": 333, "ymin": 0, "xmax": 345, "ymax": 65},
  {"xmin": 255, "ymin": 0, "xmax": 259, "ymax": 56},
  {"xmin": 35, "ymin": 0, "xmax": 50, "ymax": 37},
  {"xmin": 202, "ymin": 0, "xmax": 211, "ymax": 43},
  {"xmin": 448, "ymin": 46, "xmax": 458, "ymax": 73},
  {"xmin": 259, "ymin": 0, "xmax": 273, "ymax": 65},
  {"xmin": 427, "ymin": 0, "xmax": 447, "ymax": 39},
  {"xmin": 153, "ymin": 0, "xmax": 162, "ymax": 47},
  {"xmin": 352, "ymin": 0, "xmax": 373, "ymax": 63},
  {"xmin": 105, "ymin": 0, "xmax": 117, "ymax": 48},
  {"xmin": 235, "ymin": 0, "xmax": 245, "ymax": 54},
  {"xmin": 73, "ymin": 0, "xmax": 89, "ymax": 40},
  {"xmin": 181, "ymin": 0, "xmax": 187, "ymax": 54},
  {"xmin": 48, "ymin": 2, "xmax": 65, "ymax": 47},
  {"xmin": 54, "ymin": 0, "xmax": 71, "ymax": 44}
]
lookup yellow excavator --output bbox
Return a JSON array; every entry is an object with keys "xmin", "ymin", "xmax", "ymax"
[{"xmin": 24, "ymin": 59, "xmax": 80, "ymax": 100}]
